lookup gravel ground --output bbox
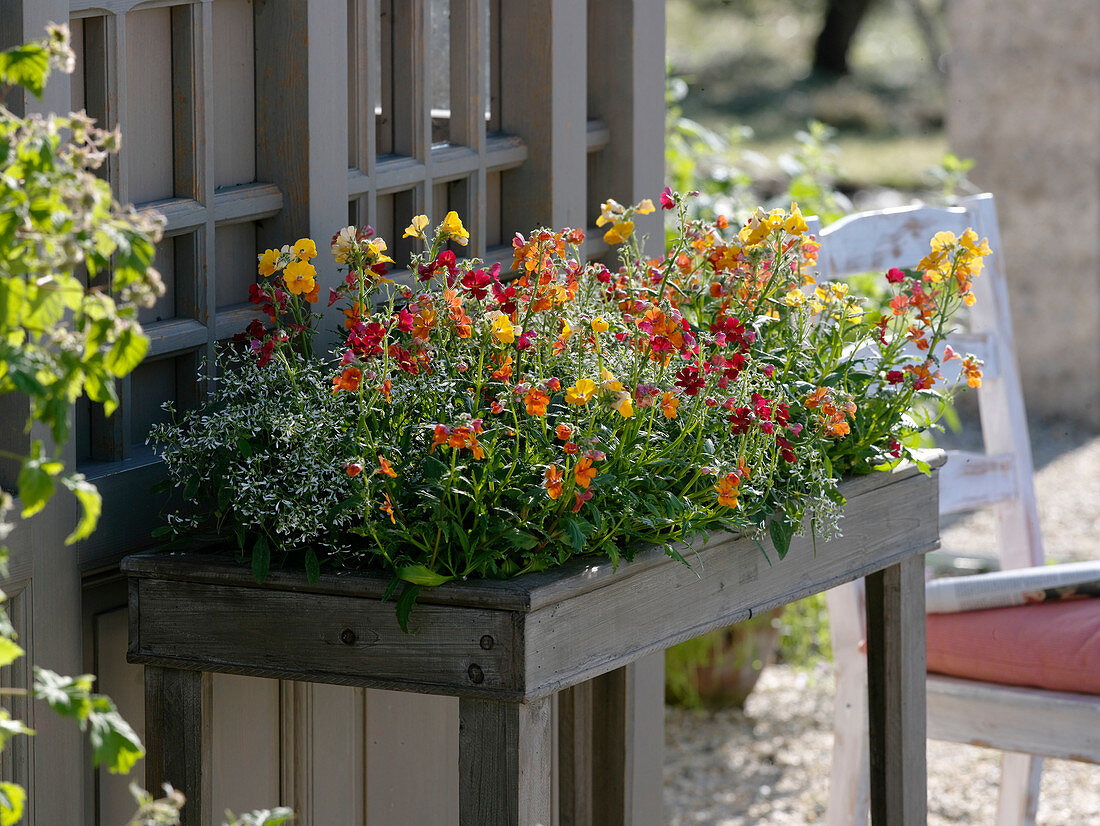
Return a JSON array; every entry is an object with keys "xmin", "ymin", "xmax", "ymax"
[{"xmin": 664, "ymin": 418, "xmax": 1100, "ymax": 824}]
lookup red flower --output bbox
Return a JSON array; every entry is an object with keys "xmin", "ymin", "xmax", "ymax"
[
  {"xmin": 659, "ymin": 186, "xmax": 675, "ymax": 211},
  {"xmin": 460, "ymin": 268, "xmax": 492, "ymax": 300},
  {"xmin": 886, "ymin": 267, "xmax": 906, "ymax": 284},
  {"xmin": 674, "ymin": 365, "xmax": 705, "ymax": 396}
]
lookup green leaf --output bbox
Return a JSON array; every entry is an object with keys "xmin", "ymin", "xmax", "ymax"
[
  {"xmin": 60, "ymin": 474, "xmax": 102, "ymax": 544},
  {"xmin": 87, "ymin": 697, "xmax": 144, "ymax": 774},
  {"xmin": 768, "ymin": 518, "xmax": 796, "ymax": 560},
  {"xmin": 0, "ymin": 638, "xmax": 23, "ymax": 668},
  {"xmin": 0, "ymin": 781, "xmax": 26, "ymax": 826},
  {"xmin": 236, "ymin": 437, "xmax": 253, "ymax": 458},
  {"xmin": 0, "ymin": 43, "xmax": 50, "ymax": 97},
  {"xmin": 396, "ymin": 564, "xmax": 453, "ymax": 587},
  {"xmin": 17, "ymin": 457, "xmax": 54, "ymax": 519},
  {"xmin": 103, "ymin": 326, "xmax": 149, "ymax": 376},
  {"xmin": 395, "ymin": 583, "xmax": 422, "ymax": 634},
  {"xmin": 252, "ymin": 534, "xmax": 270, "ymax": 583},
  {"xmin": 303, "ymin": 548, "xmax": 320, "ymax": 585}
]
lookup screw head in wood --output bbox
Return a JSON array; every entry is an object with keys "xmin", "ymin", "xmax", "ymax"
[
  {"xmin": 479, "ymin": 635, "xmax": 494, "ymax": 650},
  {"xmin": 340, "ymin": 628, "xmax": 357, "ymax": 645},
  {"xmin": 467, "ymin": 663, "xmax": 484, "ymax": 684}
]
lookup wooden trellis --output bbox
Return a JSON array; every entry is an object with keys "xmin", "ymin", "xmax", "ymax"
[{"xmin": 4, "ymin": 0, "xmax": 664, "ymax": 823}]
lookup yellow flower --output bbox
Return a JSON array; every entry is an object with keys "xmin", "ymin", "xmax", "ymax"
[
  {"xmin": 829, "ymin": 282, "xmax": 849, "ymax": 300},
  {"xmin": 591, "ymin": 316, "xmax": 609, "ymax": 333},
  {"xmin": 930, "ymin": 231, "xmax": 957, "ymax": 252},
  {"xmin": 258, "ymin": 249, "xmax": 281, "ymax": 277},
  {"xmin": 365, "ymin": 239, "xmax": 394, "ymax": 265},
  {"xmin": 784, "ymin": 288, "xmax": 805, "ymax": 307},
  {"xmin": 603, "ymin": 221, "xmax": 633, "ymax": 245},
  {"xmin": 565, "ymin": 379, "xmax": 597, "ymax": 405},
  {"xmin": 635, "ymin": 198, "xmax": 655, "ymax": 215},
  {"xmin": 441, "ymin": 211, "xmax": 470, "ymax": 246},
  {"xmin": 600, "ymin": 368, "xmax": 623, "ymax": 393},
  {"xmin": 284, "ymin": 259, "xmax": 316, "ymax": 295},
  {"xmin": 331, "ymin": 227, "xmax": 358, "ymax": 264},
  {"xmin": 612, "ymin": 391, "xmax": 634, "ymax": 418},
  {"xmin": 492, "ymin": 313, "xmax": 515, "ymax": 344},
  {"xmin": 783, "ymin": 203, "xmax": 808, "ymax": 235},
  {"xmin": 403, "ymin": 214, "xmax": 430, "ymax": 239},
  {"xmin": 293, "ymin": 238, "xmax": 318, "ymax": 261},
  {"xmin": 596, "ymin": 199, "xmax": 625, "ymax": 228}
]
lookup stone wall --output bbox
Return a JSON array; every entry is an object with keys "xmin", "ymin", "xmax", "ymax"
[{"xmin": 947, "ymin": 0, "xmax": 1100, "ymax": 429}]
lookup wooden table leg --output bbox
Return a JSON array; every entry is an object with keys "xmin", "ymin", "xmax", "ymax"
[
  {"xmin": 559, "ymin": 655, "xmax": 665, "ymax": 826},
  {"xmin": 865, "ymin": 555, "xmax": 927, "ymax": 825},
  {"xmin": 459, "ymin": 695, "xmax": 553, "ymax": 826},
  {"xmin": 144, "ymin": 667, "xmax": 211, "ymax": 826}
]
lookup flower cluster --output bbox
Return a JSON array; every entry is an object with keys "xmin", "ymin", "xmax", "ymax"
[{"xmin": 152, "ymin": 194, "xmax": 985, "ymax": 617}]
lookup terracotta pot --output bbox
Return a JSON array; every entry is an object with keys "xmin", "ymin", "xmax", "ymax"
[{"xmin": 665, "ymin": 607, "xmax": 784, "ymax": 709}]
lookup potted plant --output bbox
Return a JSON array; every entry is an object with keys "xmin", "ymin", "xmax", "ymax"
[{"xmin": 147, "ymin": 192, "xmax": 986, "ymax": 626}]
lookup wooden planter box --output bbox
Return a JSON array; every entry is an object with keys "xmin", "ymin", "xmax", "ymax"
[{"xmin": 124, "ymin": 459, "xmax": 942, "ymax": 825}]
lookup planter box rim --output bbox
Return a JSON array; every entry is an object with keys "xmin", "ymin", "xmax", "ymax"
[{"xmin": 122, "ymin": 452, "xmax": 944, "ymax": 614}]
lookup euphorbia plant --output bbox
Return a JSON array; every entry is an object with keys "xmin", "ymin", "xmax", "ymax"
[{"xmin": 153, "ymin": 192, "xmax": 987, "ymax": 627}]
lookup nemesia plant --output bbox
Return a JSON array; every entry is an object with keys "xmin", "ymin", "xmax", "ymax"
[{"xmin": 151, "ymin": 194, "xmax": 987, "ymax": 624}]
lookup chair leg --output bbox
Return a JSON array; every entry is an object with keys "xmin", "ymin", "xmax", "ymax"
[
  {"xmin": 826, "ymin": 581, "xmax": 870, "ymax": 826},
  {"xmin": 995, "ymin": 752, "xmax": 1042, "ymax": 826}
]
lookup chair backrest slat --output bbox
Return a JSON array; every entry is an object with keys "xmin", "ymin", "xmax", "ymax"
[{"xmin": 813, "ymin": 194, "xmax": 1043, "ymax": 571}]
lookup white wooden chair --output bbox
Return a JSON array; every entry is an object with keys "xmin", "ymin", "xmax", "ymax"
[{"xmin": 811, "ymin": 193, "xmax": 1100, "ymax": 826}]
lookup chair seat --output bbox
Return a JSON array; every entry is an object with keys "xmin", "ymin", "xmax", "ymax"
[{"xmin": 926, "ymin": 598, "xmax": 1100, "ymax": 696}]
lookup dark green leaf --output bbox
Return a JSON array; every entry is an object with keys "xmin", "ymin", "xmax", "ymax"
[
  {"xmin": 304, "ymin": 548, "xmax": 320, "ymax": 585},
  {"xmin": 768, "ymin": 518, "xmax": 796, "ymax": 560},
  {"xmin": 252, "ymin": 534, "xmax": 270, "ymax": 583},
  {"xmin": 395, "ymin": 583, "xmax": 422, "ymax": 634}
]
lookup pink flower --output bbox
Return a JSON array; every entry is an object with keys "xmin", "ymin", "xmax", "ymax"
[
  {"xmin": 887, "ymin": 267, "xmax": 906, "ymax": 284},
  {"xmin": 659, "ymin": 186, "xmax": 675, "ymax": 211}
]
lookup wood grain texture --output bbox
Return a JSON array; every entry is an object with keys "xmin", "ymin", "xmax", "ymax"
[
  {"xmin": 865, "ymin": 556, "xmax": 927, "ymax": 826},
  {"xmin": 996, "ymin": 752, "xmax": 1042, "ymax": 826},
  {"xmin": 927, "ymin": 676, "xmax": 1100, "ymax": 763},
  {"xmin": 459, "ymin": 697, "xmax": 553, "ymax": 826},
  {"xmin": 130, "ymin": 577, "xmax": 522, "ymax": 697},
  {"xmin": 557, "ymin": 681, "xmax": 594, "ymax": 826},
  {"xmin": 144, "ymin": 667, "xmax": 211, "ymax": 826}
]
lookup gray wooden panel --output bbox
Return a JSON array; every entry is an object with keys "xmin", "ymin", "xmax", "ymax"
[
  {"xmin": 94, "ymin": 607, "xmax": 146, "ymax": 826},
  {"xmin": 125, "ymin": 6, "xmax": 175, "ymax": 204},
  {"xmin": 210, "ymin": 674, "xmax": 281, "ymax": 816},
  {"xmin": 865, "ymin": 556, "xmax": 927, "ymax": 825},
  {"xmin": 364, "ymin": 690, "xmax": 459, "ymax": 825},
  {"xmin": 499, "ymin": 0, "xmax": 587, "ymax": 230},
  {"xmin": 211, "ymin": 0, "xmax": 256, "ymax": 189},
  {"xmin": 459, "ymin": 697, "xmax": 553, "ymax": 826},
  {"xmin": 214, "ymin": 222, "xmax": 258, "ymax": 310},
  {"xmin": 130, "ymin": 578, "xmax": 523, "ymax": 697}
]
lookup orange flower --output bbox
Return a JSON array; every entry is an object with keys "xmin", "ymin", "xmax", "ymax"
[
  {"xmin": 737, "ymin": 456, "xmax": 752, "ymax": 480},
  {"xmin": 412, "ymin": 306, "xmax": 437, "ymax": 340},
  {"xmin": 824, "ymin": 411, "xmax": 850, "ymax": 438},
  {"xmin": 660, "ymin": 391, "xmax": 679, "ymax": 419},
  {"xmin": 803, "ymin": 387, "xmax": 828, "ymax": 409},
  {"xmin": 380, "ymin": 379, "xmax": 392, "ymax": 402},
  {"xmin": 380, "ymin": 493, "xmax": 396, "ymax": 524},
  {"xmin": 525, "ymin": 388, "xmax": 549, "ymax": 416},
  {"xmin": 556, "ymin": 423, "xmax": 572, "ymax": 441},
  {"xmin": 572, "ymin": 489, "xmax": 593, "ymax": 513},
  {"xmin": 430, "ymin": 424, "xmax": 450, "ymax": 453},
  {"xmin": 491, "ymin": 355, "xmax": 514, "ymax": 382},
  {"xmin": 962, "ymin": 356, "xmax": 983, "ymax": 388},
  {"xmin": 344, "ymin": 302, "xmax": 366, "ymax": 330},
  {"xmin": 449, "ymin": 426, "xmax": 486, "ymax": 460},
  {"xmin": 713, "ymin": 473, "xmax": 740, "ymax": 508},
  {"xmin": 377, "ymin": 455, "xmax": 397, "ymax": 478},
  {"xmin": 544, "ymin": 465, "xmax": 564, "ymax": 499},
  {"xmin": 333, "ymin": 367, "xmax": 362, "ymax": 393},
  {"xmin": 573, "ymin": 457, "xmax": 597, "ymax": 489}
]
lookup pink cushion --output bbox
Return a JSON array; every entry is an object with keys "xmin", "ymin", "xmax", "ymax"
[{"xmin": 926, "ymin": 599, "xmax": 1100, "ymax": 695}]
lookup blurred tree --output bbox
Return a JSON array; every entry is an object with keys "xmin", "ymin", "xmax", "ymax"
[{"xmin": 813, "ymin": 0, "xmax": 876, "ymax": 75}]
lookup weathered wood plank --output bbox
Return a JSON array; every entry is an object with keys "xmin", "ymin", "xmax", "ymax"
[
  {"xmin": 144, "ymin": 667, "xmax": 211, "ymax": 826},
  {"xmin": 939, "ymin": 449, "xmax": 1018, "ymax": 514},
  {"xmin": 522, "ymin": 467, "xmax": 940, "ymax": 698},
  {"xmin": 927, "ymin": 676, "xmax": 1100, "ymax": 763},
  {"xmin": 130, "ymin": 578, "xmax": 523, "ymax": 698},
  {"xmin": 459, "ymin": 697, "xmax": 553, "ymax": 826},
  {"xmin": 865, "ymin": 556, "xmax": 927, "ymax": 826},
  {"xmin": 557, "ymin": 681, "xmax": 593, "ymax": 826}
]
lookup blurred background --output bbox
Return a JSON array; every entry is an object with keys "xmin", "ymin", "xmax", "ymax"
[{"xmin": 662, "ymin": 1, "xmax": 1100, "ymax": 822}]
